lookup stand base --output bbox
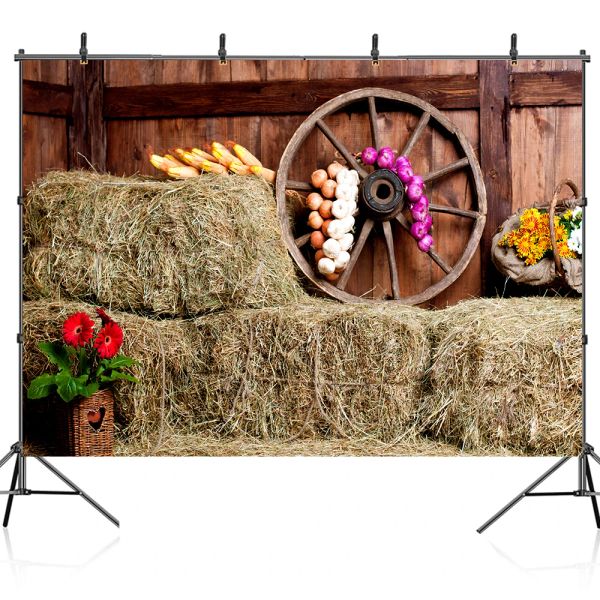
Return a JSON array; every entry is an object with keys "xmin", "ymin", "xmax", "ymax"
[
  {"xmin": 478, "ymin": 443, "xmax": 600, "ymax": 533},
  {"xmin": 0, "ymin": 441, "xmax": 119, "ymax": 528}
]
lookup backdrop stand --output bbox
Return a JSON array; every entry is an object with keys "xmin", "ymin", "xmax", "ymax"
[
  {"xmin": 0, "ymin": 44, "xmax": 119, "ymax": 529},
  {"xmin": 478, "ymin": 47, "xmax": 591, "ymax": 533},
  {"xmin": 478, "ymin": 444, "xmax": 600, "ymax": 533},
  {"xmin": 0, "ymin": 442, "xmax": 119, "ymax": 528}
]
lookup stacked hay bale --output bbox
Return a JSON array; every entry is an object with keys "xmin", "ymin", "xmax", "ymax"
[
  {"xmin": 24, "ymin": 171, "xmax": 304, "ymax": 315},
  {"xmin": 193, "ymin": 301, "xmax": 429, "ymax": 443},
  {"xmin": 419, "ymin": 297, "xmax": 582, "ymax": 456},
  {"xmin": 22, "ymin": 171, "xmax": 584, "ymax": 456}
]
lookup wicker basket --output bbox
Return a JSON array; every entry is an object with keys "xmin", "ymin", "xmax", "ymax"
[
  {"xmin": 63, "ymin": 388, "xmax": 115, "ymax": 456},
  {"xmin": 492, "ymin": 179, "xmax": 583, "ymax": 292}
]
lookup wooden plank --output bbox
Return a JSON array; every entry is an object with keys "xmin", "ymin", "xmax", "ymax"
[
  {"xmin": 22, "ymin": 115, "xmax": 68, "ymax": 190},
  {"xmin": 429, "ymin": 110, "xmax": 481, "ymax": 307},
  {"xmin": 67, "ymin": 60, "xmax": 106, "ymax": 171},
  {"xmin": 479, "ymin": 60, "xmax": 513, "ymax": 296},
  {"xmin": 103, "ymin": 74, "xmax": 481, "ymax": 119},
  {"xmin": 23, "ymin": 80, "xmax": 73, "ymax": 117},
  {"xmin": 22, "ymin": 60, "xmax": 68, "ymax": 85},
  {"xmin": 510, "ymin": 107, "xmax": 556, "ymax": 210},
  {"xmin": 510, "ymin": 71, "xmax": 582, "ymax": 107}
]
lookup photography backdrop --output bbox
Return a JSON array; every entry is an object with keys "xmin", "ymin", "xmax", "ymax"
[{"xmin": 20, "ymin": 58, "xmax": 583, "ymax": 457}]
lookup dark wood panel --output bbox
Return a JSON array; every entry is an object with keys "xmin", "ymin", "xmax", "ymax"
[
  {"xmin": 67, "ymin": 61, "xmax": 106, "ymax": 171},
  {"xmin": 22, "ymin": 114, "xmax": 68, "ymax": 190},
  {"xmin": 510, "ymin": 71, "xmax": 582, "ymax": 106},
  {"xmin": 479, "ymin": 60, "xmax": 513, "ymax": 296},
  {"xmin": 23, "ymin": 80, "xmax": 73, "ymax": 117},
  {"xmin": 104, "ymin": 74, "xmax": 480, "ymax": 119}
]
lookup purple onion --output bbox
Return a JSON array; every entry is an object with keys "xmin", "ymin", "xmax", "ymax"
[
  {"xmin": 397, "ymin": 165, "xmax": 414, "ymax": 184},
  {"xmin": 361, "ymin": 147, "xmax": 378, "ymax": 166},
  {"xmin": 393, "ymin": 157, "xmax": 410, "ymax": 174},
  {"xmin": 411, "ymin": 202, "xmax": 429, "ymax": 223},
  {"xmin": 422, "ymin": 213, "xmax": 433, "ymax": 231},
  {"xmin": 407, "ymin": 182, "xmax": 424, "ymax": 203},
  {"xmin": 418, "ymin": 234, "xmax": 434, "ymax": 253},
  {"xmin": 409, "ymin": 175, "xmax": 424, "ymax": 187},
  {"xmin": 410, "ymin": 221, "xmax": 429, "ymax": 241},
  {"xmin": 376, "ymin": 147, "xmax": 395, "ymax": 169}
]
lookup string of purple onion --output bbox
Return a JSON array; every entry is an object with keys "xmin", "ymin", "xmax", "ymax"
[{"xmin": 360, "ymin": 147, "xmax": 433, "ymax": 252}]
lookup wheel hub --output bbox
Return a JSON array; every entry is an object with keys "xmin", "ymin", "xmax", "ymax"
[{"xmin": 360, "ymin": 169, "xmax": 405, "ymax": 221}]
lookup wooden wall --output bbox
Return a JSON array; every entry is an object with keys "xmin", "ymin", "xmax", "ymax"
[{"xmin": 21, "ymin": 58, "xmax": 582, "ymax": 307}]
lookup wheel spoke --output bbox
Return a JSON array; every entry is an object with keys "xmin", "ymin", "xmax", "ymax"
[
  {"xmin": 428, "ymin": 203, "xmax": 480, "ymax": 219},
  {"xmin": 337, "ymin": 218, "xmax": 375, "ymax": 290},
  {"xmin": 316, "ymin": 119, "xmax": 367, "ymax": 178},
  {"xmin": 286, "ymin": 180, "xmax": 313, "ymax": 192},
  {"xmin": 295, "ymin": 232, "xmax": 311, "ymax": 248},
  {"xmin": 382, "ymin": 221, "xmax": 401, "ymax": 299},
  {"xmin": 427, "ymin": 248, "xmax": 452, "ymax": 274},
  {"xmin": 368, "ymin": 96, "xmax": 381, "ymax": 150},
  {"xmin": 395, "ymin": 213, "xmax": 452, "ymax": 274},
  {"xmin": 422, "ymin": 157, "xmax": 469, "ymax": 183},
  {"xmin": 401, "ymin": 111, "xmax": 431, "ymax": 158}
]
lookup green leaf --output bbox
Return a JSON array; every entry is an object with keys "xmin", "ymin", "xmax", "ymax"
[
  {"xmin": 81, "ymin": 382, "xmax": 100, "ymax": 398},
  {"xmin": 55, "ymin": 372, "xmax": 89, "ymax": 403},
  {"xmin": 100, "ymin": 371, "xmax": 138, "ymax": 384},
  {"xmin": 102, "ymin": 355, "xmax": 136, "ymax": 369},
  {"xmin": 38, "ymin": 341, "xmax": 71, "ymax": 372},
  {"xmin": 27, "ymin": 373, "xmax": 56, "ymax": 399}
]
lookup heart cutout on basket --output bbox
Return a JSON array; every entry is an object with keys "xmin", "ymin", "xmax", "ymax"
[{"xmin": 87, "ymin": 406, "xmax": 106, "ymax": 432}]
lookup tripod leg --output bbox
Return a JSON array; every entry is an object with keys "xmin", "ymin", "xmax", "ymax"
[
  {"xmin": 585, "ymin": 455, "xmax": 600, "ymax": 529},
  {"xmin": 477, "ymin": 456, "xmax": 571, "ymax": 534},
  {"xmin": 3, "ymin": 457, "xmax": 19, "ymax": 528},
  {"xmin": 35, "ymin": 457, "xmax": 119, "ymax": 528},
  {"xmin": 0, "ymin": 448, "xmax": 16, "ymax": 471}
]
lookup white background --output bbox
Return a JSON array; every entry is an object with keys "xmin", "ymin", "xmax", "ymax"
[{"xmin": 1, "ymin": 1, "xmax": 599, "ymax": 598}]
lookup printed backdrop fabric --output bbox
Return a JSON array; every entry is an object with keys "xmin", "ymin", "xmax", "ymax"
[{"xmin": 21, "ymin": 58, "xmax": 583, "ymax": 456}]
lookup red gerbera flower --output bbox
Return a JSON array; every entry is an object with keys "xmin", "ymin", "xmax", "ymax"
[
  {"xmin": 93, "ymin": 321, "xmax": 124, "ymax": 359},
  {"xmin": 62, "ymin": 312, "xmax": 95, "ymax": 347},
  {"xmin": 96, "ymin": 307, "xmax": 113, "ymax": 325}
]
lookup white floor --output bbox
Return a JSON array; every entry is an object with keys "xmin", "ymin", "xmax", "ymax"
[
  {"xmin": 2, "ymin": 1, "xmax": 600, "ymax": 598},
  {"xmin": 2, "ymin": 455, "xmax": 600, "ymax": 598}
]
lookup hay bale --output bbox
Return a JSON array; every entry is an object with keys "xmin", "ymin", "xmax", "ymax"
[
  {"xmin": 193, "ymin": 301, "xmax": 430, "ymax": 442},
  {"xmin": 420, "ymin": 297, "xmax": 582, "ymax": 455},
  {"xmin": 24, "ymin": 171, "xmax": 305, "ymax": 315},
  {"xmin": 23, "ymin": 298, "xmax": 430, "ymax": 452}
]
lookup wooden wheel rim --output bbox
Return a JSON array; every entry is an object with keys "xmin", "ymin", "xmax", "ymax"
[{"xmin": 276, "ymin": 87, "xmax": 487, "ymax": 305}]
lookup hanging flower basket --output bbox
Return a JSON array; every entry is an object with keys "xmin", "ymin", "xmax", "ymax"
[{"xmin": 492, "ymin": 179, "xmax": 583, "ymax": 292}]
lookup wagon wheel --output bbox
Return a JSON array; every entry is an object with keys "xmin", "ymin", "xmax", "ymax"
[{"xmin": 275, "ymin": 87, "xmax": 487, "ymax": 305}]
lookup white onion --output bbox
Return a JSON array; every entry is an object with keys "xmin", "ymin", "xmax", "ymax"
[
  {"xmin": 346, "ymin": 200, "xmax": 358, "ymax": 216},
  {"xmin": 336, "ymin": 168, "xmax": 351, "ymax": 184},
  {"xmin": 334, "ymin": 251, "xmax": 351, "ymax": 270},
  {"xmin": 331, "ymin": 199, "xmax": 350, "ymax": 219},
  {"xmin": 317, "ymin": 257, "xmax": 336, "ymax": 275},
  {"xmin": 335, "ymin": 182, "xmax": 353, "ymax": 201},
  {"xmin": 349, "ymin": 170, "xmax": 360, "ymax": 185},
  {"xmin": 322, "ymin": 237, "xmax": 341, "ymax": 259},
  {"xmin": 339, "ymin": 233, "xmax": 354, "ymax": 251},
  {"xmin": 326, "ymin": 220, "xmax": 346, "ymax": 240},
  {"xmin": 339, "ymin": 215, "xmax": 355, "ymax": 233}
]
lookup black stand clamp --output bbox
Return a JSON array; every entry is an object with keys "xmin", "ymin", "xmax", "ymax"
[
  {"xmin": 219, "ymin": 33, "xmax": 227, "ymax": 65},
  {"xmin": 510, "ymin": 33, "xmax": 518, "ymax": 65},
  {"xmin": 371, "ymin": 33, "xmax": 379, "ymax": 66},
  {"xmin": 79, "ymin": 32, "xmax": 88, "ymax": 65}
]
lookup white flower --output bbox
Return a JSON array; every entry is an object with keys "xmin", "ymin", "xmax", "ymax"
[
  {"xmin": 572, "ymin": 206, "xmax": 583, "ymax": 219},
  {"xmin": 567, "ymin": 226, "xmax": 582, "ymax": 255}
]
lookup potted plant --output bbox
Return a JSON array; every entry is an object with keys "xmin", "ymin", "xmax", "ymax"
[{"xmin": 27, "ymin": 307, "xmax": 137, "ymax": 456}]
